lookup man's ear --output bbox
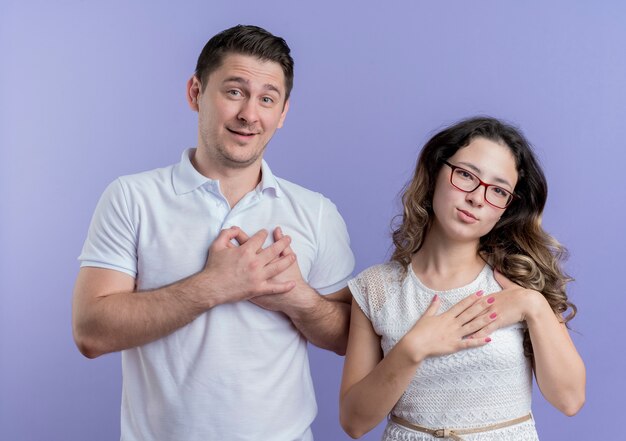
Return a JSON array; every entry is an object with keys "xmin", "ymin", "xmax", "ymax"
[
  {"xmin": 186, "ymin": 75, "xmax": 201, "ymax": 111},
  {"xmin": 277, "ymin": 99, "xmax": 290, "ymax": 128}
]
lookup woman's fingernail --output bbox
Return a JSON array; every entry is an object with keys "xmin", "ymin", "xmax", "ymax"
[
  {"xmin": 432, "ymin": 294, "xmax": 438, "ymax": 301},
  {"xmin": 487, "ymin": 297, "xmax": 495, "ymax": 304},
  {"xmin": 490, "ymin": 312, "xmax": 497, "ymax": 319},
  {"xmin": 475, "ymin": 290, "xmax": 484, "ymax": 297},
  {"xmin": 485, "ymin": 337, "xmax": 492, "ymax": 343}
]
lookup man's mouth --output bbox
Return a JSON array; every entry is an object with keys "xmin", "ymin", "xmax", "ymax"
[{"xmin": 227, "ymin": 128, "xmax": 258, "ymax": 137}]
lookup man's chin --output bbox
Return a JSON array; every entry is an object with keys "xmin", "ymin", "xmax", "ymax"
[{"xmin": 219, "ymin": 152, "xmax": 264, "ymax": 169}]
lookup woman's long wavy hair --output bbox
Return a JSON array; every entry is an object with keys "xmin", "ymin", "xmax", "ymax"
[{"xmin": 391, "ymin": 117, "xmax": 576, "ymax": 356}]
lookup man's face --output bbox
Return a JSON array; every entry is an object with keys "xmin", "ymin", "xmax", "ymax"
[{"xmin": 188, "ymin": 53, "xmax": 289, "ymax": 170}]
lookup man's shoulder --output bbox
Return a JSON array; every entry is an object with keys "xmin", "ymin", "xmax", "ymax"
[
  {"xmin": 274, "ymin": 176, "xmax": 331, "ymax": 206},
  {"xmin": 114, "ymin": 163, "xmax": 176, "ymax": 193},
  {"xmin": 117, "ymin": 162, "xmax": 176, "ymax": 184}
]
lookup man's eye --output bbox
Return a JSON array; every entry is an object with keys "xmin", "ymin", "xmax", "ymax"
[
  {"xmin": 228, "ymin": 90, "xmax": 241, "ymax": 96},
  {"xmin": 262, "ymin": 97, "xmax": 274, "ymax": 104}
]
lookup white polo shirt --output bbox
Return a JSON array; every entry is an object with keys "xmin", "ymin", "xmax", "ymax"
[{"xmin": 79, "ymin": 148, "xmax": 355, "ymax": 441}]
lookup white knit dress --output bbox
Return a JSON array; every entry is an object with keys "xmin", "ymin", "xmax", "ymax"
[{"xmin": 348, "ymin": 262, "xmax": 539, "ymax": 441}]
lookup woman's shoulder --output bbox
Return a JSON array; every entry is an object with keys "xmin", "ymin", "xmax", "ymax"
[
  {"xmin": 349, "ymin": 261, "xmax": 406, "ymax": 318},
  {"xmin": 349, "ymin": 261, "xmax": 406, "ymax": 299},
  {"xmin": 353, "ymin": 261, "xmax": 405, "ymax": 283}
]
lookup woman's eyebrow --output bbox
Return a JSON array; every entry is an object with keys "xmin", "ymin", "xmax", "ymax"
[{"xmin": 457, "ymin": 161, "xmax": 513, "ymax": 188}]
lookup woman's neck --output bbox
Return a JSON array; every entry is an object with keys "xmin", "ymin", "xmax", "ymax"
[{"xmin": 411, "ymin": 225, "xmax": 486, "ymax": 291}]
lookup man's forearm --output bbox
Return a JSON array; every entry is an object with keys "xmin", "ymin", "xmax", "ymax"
[
  {"xmin": 73, "ymin": 269, "xmax": 214, "ymax": 358},
  {"xmin": 286, "ymin": 288, "xmax": 351, "ymax": 355},
  {"xmin": 73, "ymin": 228, "xmax": 297, "ymax": 358}
]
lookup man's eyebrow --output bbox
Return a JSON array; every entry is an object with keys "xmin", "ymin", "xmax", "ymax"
[
  {"xmin": 223, "ymin": 77, "xmax": 282, "ymax": 96},
  {"xmin": 223, "ymin": 76, "xmax": 248, "ymax": 86},
  {"xmin": 457, "ymin": 161, "xmax": 514, "ymax": 188},
  {"xmin": 263, "ymin": 83, "xmax": 281, "ymax": 95}
]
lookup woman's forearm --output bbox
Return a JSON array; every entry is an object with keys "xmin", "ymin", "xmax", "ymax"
[
  {"xmin": 526, "ymin": 292, "xmax": 586, "ymax": 415},
  {"xmin": 340, "ymin": 338, "xmax": 423, "ymax": 438}
]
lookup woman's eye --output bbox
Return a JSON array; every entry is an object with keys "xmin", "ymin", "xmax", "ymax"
[
  {"xmin": 456, "ymin": 170, "xmax": 474, "ymax": 180},
  {"xmin": 491, "ymin": 187, "xmax": 508, "ymax": 197}
]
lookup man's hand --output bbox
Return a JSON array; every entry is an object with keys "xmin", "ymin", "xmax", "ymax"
[
  {"xmin": 219, "ymin": 226, "xmax": 350, "ymax": 354},
  {"xmin": 195, "ymin": 226, "xmax": 298, "ymax": 308},
  {"xmin": 72, "ymin": 226, "xmax": 298, "ymax": 358},
  {"xmin": 246, "ymin": 227, "xmax": 318, "ymax": 317}
]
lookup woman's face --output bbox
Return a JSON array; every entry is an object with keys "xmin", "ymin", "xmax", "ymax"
[{"xmin": 430, "ymin": 137, "xmax": 519, "ymax": 243}]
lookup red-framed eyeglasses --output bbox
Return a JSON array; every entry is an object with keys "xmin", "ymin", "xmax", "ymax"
[{"xmin": 443, "ymin": 160, "xmax": 519, "ymax": 209}]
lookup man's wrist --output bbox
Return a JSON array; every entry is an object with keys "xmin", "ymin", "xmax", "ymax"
[
  {"xmin": 283, "ymin": 284, "xmax": 322, "ymax": 322},
  {"xmin": 176, "ymin": 270, "xmax": 219, "ymax": 312}
]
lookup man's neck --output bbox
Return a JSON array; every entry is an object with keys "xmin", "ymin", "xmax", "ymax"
[{"xmin": 192, "ymin": 149, "xmax": 263, "ymax": 208}]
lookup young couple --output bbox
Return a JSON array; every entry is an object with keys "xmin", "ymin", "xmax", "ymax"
[{"xmin": 73, "ymin": 25, "xmax": 585, "ymax": 440}]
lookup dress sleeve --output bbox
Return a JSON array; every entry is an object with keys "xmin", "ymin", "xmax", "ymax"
[
  {"xmin": 78, "ymin": 178, "xmax": 138, "ymax": 278},
  {"xmin": 348, "ymin": 269, "xmax": 372, "ymax": 320},
  {"xmin": 306, "ymin": 196, "xmax": 355, "ymax": 295},
  {"xmin": 348, "ymin": 263, "xmax": 391, "ymax": 325},
  {"xmin": 348, "ymin": 263, "xmax": 403, "ymax": 326}
]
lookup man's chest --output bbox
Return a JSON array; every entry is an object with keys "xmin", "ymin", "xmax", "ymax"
[{"xmin": 134, "ymin": 196, "xmax": 318, "ymax": 289}]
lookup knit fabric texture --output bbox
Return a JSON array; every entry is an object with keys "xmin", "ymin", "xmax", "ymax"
[{"xmin": 349, "ymin": 262, "xmax": 539, "ymax": 440}]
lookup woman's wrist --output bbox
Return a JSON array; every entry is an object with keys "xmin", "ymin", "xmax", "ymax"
[
  {"xmin": 523, "ymin": 289, "xmax": 551, "ymax": 326},
  {"xmin": 397, "ymin": 333, "xmax": 428, "ymax": 365}
]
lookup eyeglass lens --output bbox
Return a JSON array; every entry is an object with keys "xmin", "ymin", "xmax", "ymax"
[{"xmin": 450, "ymin": 168, "xmax": 512, "ymax": 208}]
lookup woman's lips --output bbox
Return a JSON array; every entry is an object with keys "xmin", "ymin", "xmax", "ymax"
[{"xmin": 457, "ymin": 208, "xmax": 478, "ymax": 223}]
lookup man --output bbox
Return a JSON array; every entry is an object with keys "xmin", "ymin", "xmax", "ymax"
[{"xmin": 72, "ymin": 25, "xmax": 355, "ymax": 441}]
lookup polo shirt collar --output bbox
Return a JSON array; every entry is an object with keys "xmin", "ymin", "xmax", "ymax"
[
  {"xmin": 259, "ymin": 157, "xmax": 282, "ymax": 197},
  {"xmin": 172, "ymin": 148, "xmax": 281, "ymax": 197}
]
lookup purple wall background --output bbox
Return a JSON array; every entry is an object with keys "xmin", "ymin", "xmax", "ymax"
[{"xmin": 2, "ymin": 1, "xmax": 625, "ymax": 439}]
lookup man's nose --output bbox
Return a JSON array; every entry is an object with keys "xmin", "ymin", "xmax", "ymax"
[{"xmin": 237, "ymin": 99, "xmax": 259, "ymax": 124}]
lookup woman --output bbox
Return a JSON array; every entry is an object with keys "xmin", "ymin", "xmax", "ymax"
[{"xmin": 340, "ymin": 117, "xmax": 585, "ymax": 440}]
